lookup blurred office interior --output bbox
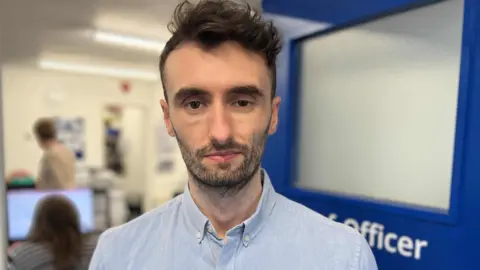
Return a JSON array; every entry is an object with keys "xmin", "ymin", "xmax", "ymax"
[{"xmin": 1, "ymin": 0, "xmax": 479, "ymax": 269}]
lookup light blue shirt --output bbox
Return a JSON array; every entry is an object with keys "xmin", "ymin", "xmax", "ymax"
[{"xmin": 89, "ymin": 170, "xmax": 377, "ymax": 270}]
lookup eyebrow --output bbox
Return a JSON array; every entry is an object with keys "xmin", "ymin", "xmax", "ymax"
[
  {"xmin": 173, "ymin": 87, "xmax": 208, "ymax": 104},
  {"xmin": 229, "ymin": 85, "xmax": 265, "ymax": 98},
  {"xmin": 173, "ymin": 85, "xmax": 266, "ymax": 104}
]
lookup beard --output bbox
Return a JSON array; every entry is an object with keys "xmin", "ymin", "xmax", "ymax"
[{"xmin": 174, "ymin": 123, "xmax": 269, "ymax": 195}]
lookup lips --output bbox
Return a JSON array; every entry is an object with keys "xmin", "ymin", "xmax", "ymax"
[{"xmin": 204, "ymin": 151, "xmax": 241, "ymax": 162}]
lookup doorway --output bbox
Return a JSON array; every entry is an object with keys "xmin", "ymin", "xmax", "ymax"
[{"xmin": 103, "ymin": 104, "xmax": 147, "ymax": 199}]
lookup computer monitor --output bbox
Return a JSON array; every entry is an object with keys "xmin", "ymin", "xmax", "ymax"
[{"xmin": 7, "ymin": 188, "xmax": 95, "ymax": 241}]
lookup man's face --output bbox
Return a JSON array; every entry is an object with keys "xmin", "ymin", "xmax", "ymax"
[{"xmin": 161, "ymin": 41, "xmax": 280, "ymax": 190}]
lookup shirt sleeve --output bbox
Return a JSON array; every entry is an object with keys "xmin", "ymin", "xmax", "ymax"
[
  {"xmin": 49, "ymin": 155, "xmax": 67, "ymax": 187},
  {"xmin": 7, "ymin": 262, "xmax": 16, "ymax": 270},
  {"xmin": 7, "ymin": 255, "xmax": 16, "ymax": 270},
  {"xmin": 37, "ymin": 153, "xmax": 65, "ymax": 189},
  {"xmin": 36, "ymin": 157, "xmax": 46, "ymax": 187},
  {"xmin": 89, "ymin": 231, "xmax": 112, "ymax": 270},
  {"xmin": 357, "ymin": 233, "xmax": 378, "ymax": 270},
  {"xmin": 7, "ymin": 243, "xmax": 21, "ymax": 270},
  {"xmin": 37, "ymin": 154, "xmax": 56, "ymax": 189}
]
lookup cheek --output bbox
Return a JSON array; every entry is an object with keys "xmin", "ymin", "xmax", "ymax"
[
  {"xmin": 232, "ymin": 113, "xmax": 269, "ymax": 143},
  {"xmin": 172, "ymin": 113, "xmax": 210, "ymax": 149}
]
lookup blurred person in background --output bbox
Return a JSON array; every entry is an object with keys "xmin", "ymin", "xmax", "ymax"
[
  {"xmin": 34, "ymin": 118, "xmax": 76, "ymax": 190},
  {"xmin": 89, "ymin": 0, "xmax": 377, "ymax": 269},
  {"xmin": 7, "ymin": 195, "xmax": 98, "ymax": 270}
]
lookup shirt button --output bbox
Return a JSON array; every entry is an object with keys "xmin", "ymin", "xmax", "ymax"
[
  {"xmin": 244, "ymin": 234, "xmax": 251, "ymax": 243},
  {"xmin": 207, "ymin": 226, "xmax": 214, "ymax": 233},
  {"xmin": 196, "ymin": 231, "xmax": 202, "ymax": 239}
]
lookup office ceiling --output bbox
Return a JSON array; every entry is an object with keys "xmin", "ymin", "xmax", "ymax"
[{"xmin": 0, "ymin": 0, "xmax": 262, "ymax": 71}]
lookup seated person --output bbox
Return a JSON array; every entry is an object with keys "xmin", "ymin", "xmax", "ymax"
[{"xmin": 7, "ymin": 195, "xmax": 98, "ymax": 270}]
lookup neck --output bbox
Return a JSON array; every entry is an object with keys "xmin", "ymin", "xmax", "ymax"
[
  {"xmin": 189, "ymin": 169, "xmax": 263, "ymax": 238},
  {"xmin": 42, "ymin": 140, "xmax": 57, "ymax": 150}
]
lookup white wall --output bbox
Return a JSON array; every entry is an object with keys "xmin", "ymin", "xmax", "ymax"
[
  {"xmin": 1, "ymin": 66, "xmax": 187, "ymax": 211},
  {"xmin": 119, "ymin": 105, "xmax": 147, "ymax": 197},
  {"xmin": 145, "ymin": 81, "xmax": 188, "ymax": 211},
  {"xmin": 296, "ymin": 0, "xmax": 463, "ymax": 210}
]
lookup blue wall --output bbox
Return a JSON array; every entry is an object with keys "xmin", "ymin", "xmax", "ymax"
[
  {"xmin": 262, "ymin": 14, "xmax": 328, "ymax": 195},
  {"xmin": 262, "ymin": 0, "xmax": 480, "ymax": 269},
  {"xmin": 263, "ymin": 0, "xmax": 439, "ymax": 25}
]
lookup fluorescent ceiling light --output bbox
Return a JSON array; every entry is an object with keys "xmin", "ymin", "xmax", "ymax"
[
  {"xmin": 39, "ymin": 60, "xmax": 159, "ymax": 81},
  {"xmin": 93, "ymin": 30, "xmax": 165, "ymax": 52}
]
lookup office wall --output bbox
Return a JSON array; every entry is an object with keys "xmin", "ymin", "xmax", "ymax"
[
  {"xmin": 145, "ymin": 78, "xmax": 188, "ymax": 211},
  {"xmin": 1, "ymin": 66, "xmax": 187, "ymax": 209}
]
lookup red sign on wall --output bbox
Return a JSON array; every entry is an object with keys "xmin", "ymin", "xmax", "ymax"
[{"xmin": 120, "ymin": 81, "xmax": 131, "ymax": 94}]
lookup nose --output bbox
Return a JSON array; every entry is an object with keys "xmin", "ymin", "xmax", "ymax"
[{"xmin": 208, "ymin": 102, "xmax": 232, "ymax": 143}]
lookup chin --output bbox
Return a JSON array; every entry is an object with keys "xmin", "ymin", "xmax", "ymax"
[{"xmin": 197, "ymin": 176, "xmax": 248, "ymax": 190}]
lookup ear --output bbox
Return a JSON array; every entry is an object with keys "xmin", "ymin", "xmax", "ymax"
[
  {"xmin": 268, "ymin": 96, "xmax": 281, "ymax": 135},
  {"xmin": 160, "ymin": 99, "xmax": 176, "ymax": 137}
]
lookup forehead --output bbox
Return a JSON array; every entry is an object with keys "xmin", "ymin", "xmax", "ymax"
[{"xmin": 163, "ymin": 41, "xmax": 271, "ymax": 96}]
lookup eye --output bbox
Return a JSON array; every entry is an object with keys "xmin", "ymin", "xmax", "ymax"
[
  {"xmin": 186, "ymin": 101, "xmax": 203, "ymax": 110},
  {"xmin": 233, "ymin": 100, "xmax": 251, "ymax": 107}
]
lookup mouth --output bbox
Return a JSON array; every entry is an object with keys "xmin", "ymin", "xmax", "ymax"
[{"xmin": 204, "ymin": 151, "xmax": 241, "ymax": 162}]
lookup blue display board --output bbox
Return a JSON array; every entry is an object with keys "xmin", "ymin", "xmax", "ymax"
[{"xmin": 262, "ymin": 0, "xmax": 480, "ymax": 269}]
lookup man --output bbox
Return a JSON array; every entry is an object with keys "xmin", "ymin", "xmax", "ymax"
[
  {"xmin": 89, "ymin": 0, "xmax": 377, "ymax": 269},
  {"xmin": 34, "ymin": 118, "xmax": 76, "ymax": 190}
]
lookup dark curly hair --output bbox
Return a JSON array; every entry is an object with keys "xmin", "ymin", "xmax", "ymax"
[{"xmin": 159, "ymin": 0, "xmax": 282, "ymax": 101}]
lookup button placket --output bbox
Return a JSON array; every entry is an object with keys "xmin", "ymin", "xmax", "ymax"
[
  {"xmin": 196, "ymin": 231, "xmax": 202, "ymax": 243},
  {"xmin": 242, "ymin": 233, "xmax": 251, "ymax": 247}
]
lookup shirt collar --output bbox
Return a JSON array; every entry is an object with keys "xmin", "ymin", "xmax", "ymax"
[{"xmin": 181, "ymin": 169, "xmax": 277, "ymax": 245}]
